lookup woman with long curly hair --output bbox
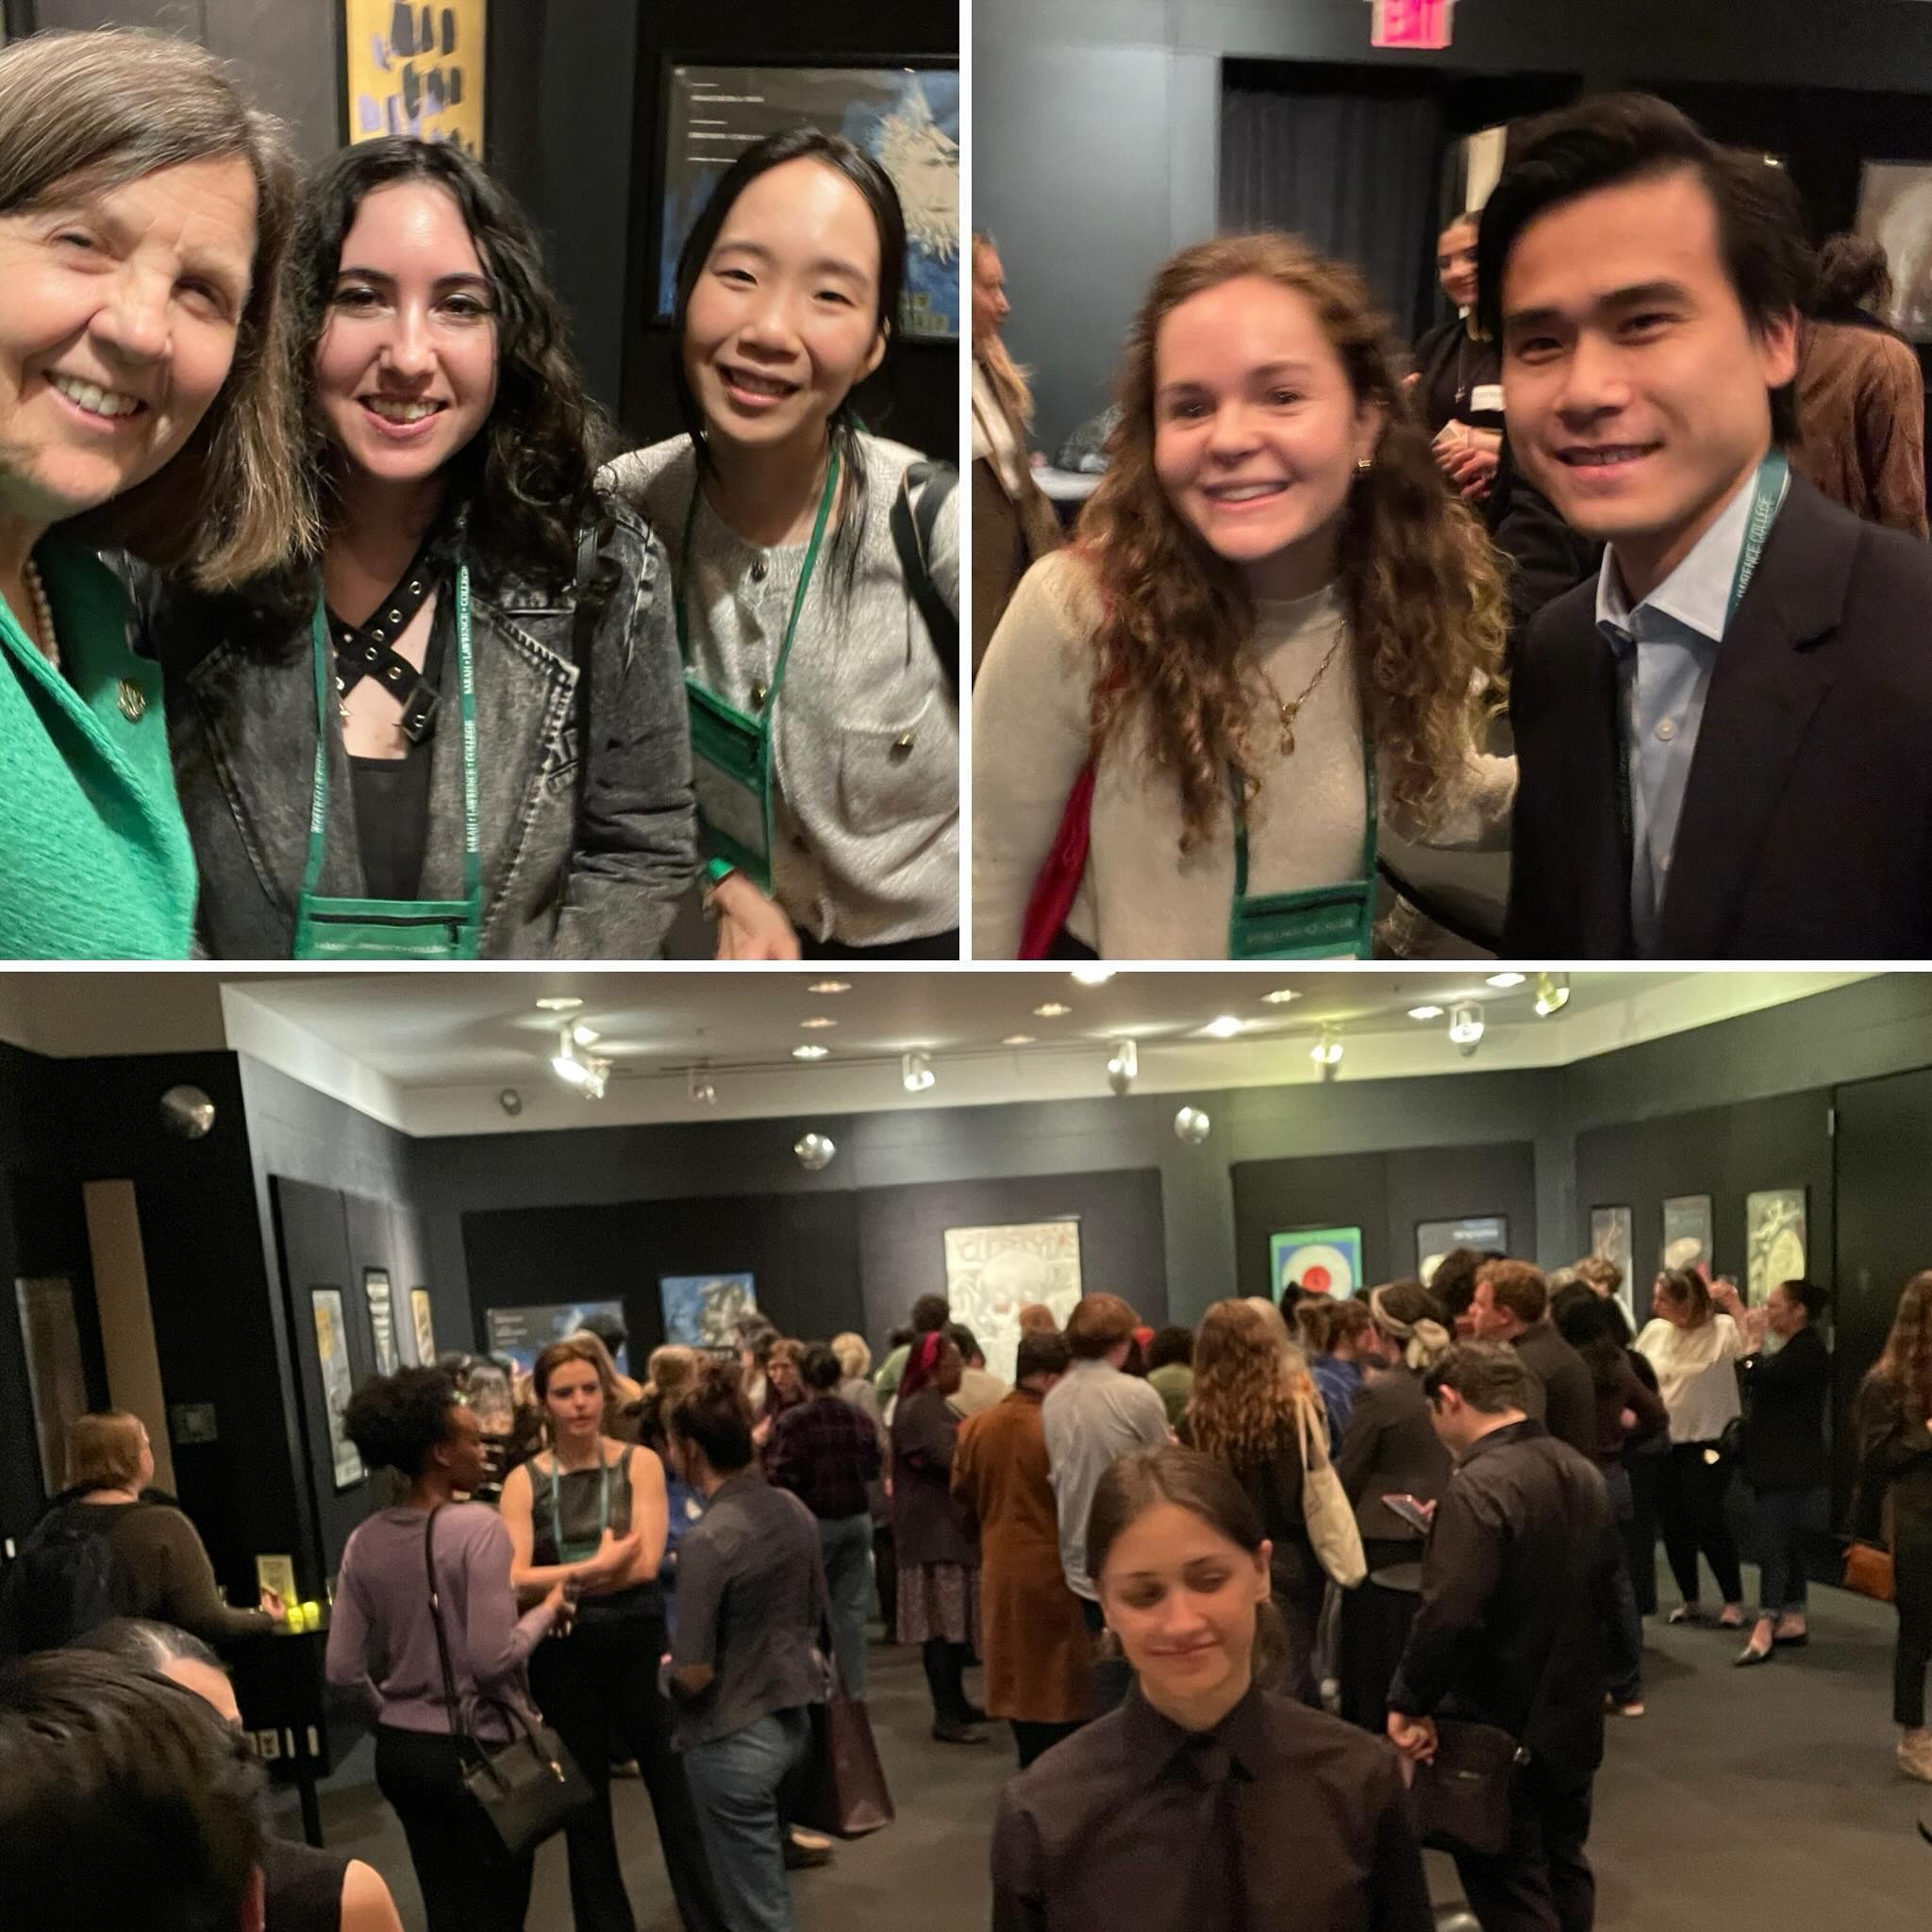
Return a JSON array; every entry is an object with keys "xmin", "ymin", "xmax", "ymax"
[
  {"xmin": 1176, "ymin": 1298, "xmax": 1338, "ymax": 1703},
  {"xmin": 146, "ymin": 137, "xmax": 694, "ymax": 957},
  {"xmin": 1857, "ymin": 1270, "xmax": 1932, "ymax": 1781},
  {"xmin": 972, "ymin": 230, "xmax": 1513, "ymax": 958}
]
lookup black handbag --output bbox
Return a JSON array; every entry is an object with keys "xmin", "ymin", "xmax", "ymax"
[
  {"xmin": 423, "ymin": 1507, "xmax": 594, "ymax": 1860},
  {"xmin": 1407, "ymin": 1717, "xmax": 1527, "ymax": 1859},
  {"xmin": 779, "ymin": 1496, "xmax": 894, "ymax": 1839}
]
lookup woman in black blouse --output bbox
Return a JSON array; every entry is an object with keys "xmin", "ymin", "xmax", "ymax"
[
  {"xmin": 991, "ymin": 1444, "xmax": 1429, "ymax": 1932},
  {"xmin": 1722, "ymin": 1277, "xmax": 1833, "ymax": 1667}
]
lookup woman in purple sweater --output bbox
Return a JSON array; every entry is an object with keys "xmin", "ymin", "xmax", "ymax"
[{"xmin": 325, "ymin": 1368, "xmax": 567, "ymax": 1932}]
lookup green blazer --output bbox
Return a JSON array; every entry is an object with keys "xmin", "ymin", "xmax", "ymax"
[{"xmin": 0, "ymin": 536, "xmax": 196, "ymax": 958}]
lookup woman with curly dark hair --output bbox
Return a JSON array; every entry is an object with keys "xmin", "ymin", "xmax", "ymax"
[
  {"xmin": 325, "ymin": 1367, "xmax": 568, "ymax": 1932},
  {"xmin": 1176, "ymin": 1299, "xmax": 1355, "ymax": 1704},
  {"xmin": 972, "ymin": 231, "xmax": 1513, "ymax": 958},
  {"xmin": 604, "ymin": 127, "xmax": 959, "ymax": 961},
  {"xmin": 146, "ymin": 137, "xmax": 694, "ymax": 958},
  {"xmin": 1857, "ymin": 1271, "xmax": 1932, "ymax": 1782}
]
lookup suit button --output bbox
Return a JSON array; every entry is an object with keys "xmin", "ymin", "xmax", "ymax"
[
  {"xmin": 750, "ymin": 681, "xmax": 769, "ymax": 710},
  {"xmin": 118, "ymin": 679, "xmax": 147, "ymax": 722},
  {"xmin": 1655, "ymin": 717, "xmax": 1676, "ymax": 742},
  {"xmin": 891, "ymin": 733, "xmax": 914, "ymax": 759},
  {"xmin": 750, "ymin": 560, "xmax": 769, "ymax": 583}
]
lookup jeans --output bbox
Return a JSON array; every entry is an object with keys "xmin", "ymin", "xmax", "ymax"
[
  {"xmin": 817, "ymin": 1514, "xmax": 873, "ymax": 1697},
  {"xmin": 1659, "ymin": 1441, "xmax": 1742, "ymax": 1607},
  {"xmin": 683, "ymin": 1710, "xmax": 811, "ymax": 1932},
  {"xmin": 374, "ymin": 1725, "xmax": 535, "ymax": 1932},
  {"xmin": 1452, "ymin": 1765, "xmax": 1595, "ymax": 1932},
  {"xmin": 1893, "ymin": 1529, "xmax": 1932, "ymax": 1728},
  {"xmin": 1601, "ymin": 1466, "xmax": 1643, "ymax": 1703},
  {"xmin": 530, "ymin": 1607, "xmax": 726, "ymax": 1932},
  {"xmin": 1751, "ymin": 1485, "xmax": 1827, "ymax": 1615}
]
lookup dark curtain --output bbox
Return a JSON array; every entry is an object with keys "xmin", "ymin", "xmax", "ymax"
[{"xmin": 1220, "ymin": 86, "xmax": 1447, "ymax": 347}]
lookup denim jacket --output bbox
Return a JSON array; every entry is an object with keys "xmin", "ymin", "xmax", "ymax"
[{"xmin": 138, "ymin": 496, "xmax": 695, "ymax": 958}]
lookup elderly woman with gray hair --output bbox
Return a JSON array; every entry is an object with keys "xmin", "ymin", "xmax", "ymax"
[
  {"xmin": 1333, "ymin": 1280, "xmax": 1455, "ymax": 1729},
  {"xmin": 0, "ymin": 28, "xmax": 304, "ymax": 958}
]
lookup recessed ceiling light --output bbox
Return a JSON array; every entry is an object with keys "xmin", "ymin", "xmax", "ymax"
[
  {"xmin": 1070, "ymin": 965, "xmax": 1116, "ymax": 986},
  {"xmin": 571, "ymin": 1024, "xmax": 600, "ymax": 1046},
  {"xmin": 1204, "ymin": 1015, "xmax": 1244, "ymax": 1040},
  {"xmin": 799, "ymin": 1017, "xmax": 838, "ymax": 1029},
  {"xmin": 808, "ymin": 980, "xmax": 852, "ymax": 994},
  {"xmin": 1407, "ymin": 1005, "xmax": 1444, "ymax": 1021},
  {"xmin": 536, "ymin": 995, "xmax": 583, "ymax": 1012},
  {"xmin": 791, "ymin": 1044, "xmax": 830, "ymax": 1061},
  {"xmin": 1002, "ymin": 1034, "xmax": 1036, "ymax": 1046},
  {"xmin": 1260, "ymin": 989, "xmax": 1298, "ymax": 1005},
  {"xmin": 1033, "ymin": 1002, "xmax": 1071, "ymax": 1018},
  {"xmin": 1486, "ymin": 972, "xmax": 1526, "ymax": 989}
]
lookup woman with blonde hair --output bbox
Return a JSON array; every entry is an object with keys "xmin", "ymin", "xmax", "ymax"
[
  {"xmin": 0, "ymin": 1410, "xmax": 278, "ymax": 1657},
  {"xmin": 0, "ymin": 28, "xmax": 305, "ymax": 958},
  {"xmin": 972, "ymin": 231, "xmax": 1061, "ymax": 676},
  {"xmin": 1176, "ymin": 1299, "xmax": 1333, "ymax": 1702},
  {"xmin": 1856, "ymin": 1270, "xmax": 1932, "ymax": 1781},
  {"xmin": 973, "ymin": 230, "xmax": 1512, "ymax": 958}
]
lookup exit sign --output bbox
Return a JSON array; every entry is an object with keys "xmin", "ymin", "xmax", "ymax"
[{"xmin": 1372, "ymin": 0, "xmax": 1457, "ymax": 49}]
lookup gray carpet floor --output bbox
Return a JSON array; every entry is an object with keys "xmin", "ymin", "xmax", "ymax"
[{"xmin": 282, "ymin": 1577, "xmax": 1932, "ymax": 1931}]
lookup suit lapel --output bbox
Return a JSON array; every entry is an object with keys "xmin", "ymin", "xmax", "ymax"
[{"xmin": 1656, "ymin": 480, "xmax": 1849, "ymax": 956}]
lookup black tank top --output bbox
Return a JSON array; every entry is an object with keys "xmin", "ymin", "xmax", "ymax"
[
  {"xmin": 528, "ymin": 1447, "xmax": 660, "ymax": 1620},
  {"xmin": 262, "ymin": 1839, "xmax": 349, "ymax": 1932}
]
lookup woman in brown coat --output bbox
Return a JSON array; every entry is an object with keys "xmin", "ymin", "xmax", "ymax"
[{"xmin": 953, "ymin": 1333, "xmax": 1091, "ymax": 1767}]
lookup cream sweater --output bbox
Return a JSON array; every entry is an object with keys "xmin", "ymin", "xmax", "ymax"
[{"xmin": 971, "ymin": 547, "xmax": 1512, "ymax": 959}]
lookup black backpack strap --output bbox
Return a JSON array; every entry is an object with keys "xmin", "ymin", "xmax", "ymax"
[{"xmin": 891, "ymin": 460, "xmax": 958, "ymax": 694}]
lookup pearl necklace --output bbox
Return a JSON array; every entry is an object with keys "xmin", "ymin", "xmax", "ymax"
[{"xmin": 20, "ymin": 558, "xmax": 59, "ymax": 672}]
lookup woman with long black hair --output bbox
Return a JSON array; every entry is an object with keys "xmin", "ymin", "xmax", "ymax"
[
  {"xmin": 605, "ymin": 127, "xmax": 959, "ymax": 960},
  {"xmin": 150, "ymin": 136, "xmax": 693, "ymax": 958}
]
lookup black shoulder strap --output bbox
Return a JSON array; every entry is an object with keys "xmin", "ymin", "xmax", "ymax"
[
  {"xmin": 568, "ymin": 518, "xmax": 608, "ymax": 846},
  {"xmin": 422, "ymin": 1506, "xmax": 473, "ymax": 1747},
  {"xmin": 891, "ymin": 460, "xmax": 958, "ymax": 694}
]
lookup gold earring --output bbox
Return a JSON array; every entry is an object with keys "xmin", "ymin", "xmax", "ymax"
[{"xmin": 1357, "ymin": 457, "xmax": 1373, "ymax": 474}]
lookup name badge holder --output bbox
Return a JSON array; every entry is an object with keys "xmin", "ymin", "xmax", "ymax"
[
  {"xmin": 1226, "ymin": 736, "xmax": 1378, "ymax": 961},
  {"xmin": 676, "ymin": 448, "xmax": 840, "ymax": 894},
  {"xmin": 292, "ymin": 566, "xmax": 483, "ymax": 960}
]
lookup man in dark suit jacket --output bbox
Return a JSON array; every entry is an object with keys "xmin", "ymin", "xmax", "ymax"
[
  {"xmin": 1469, "ymin": 1259, "xmax": 1597, "ymax": 1459},
  {"xmin": 1479, "ymin": 92, "xmax": 1932, "ymax": 959},
  {"xmin": 1388, "ymin": 1344, "xmax": 1616, "ymax": 1932}
]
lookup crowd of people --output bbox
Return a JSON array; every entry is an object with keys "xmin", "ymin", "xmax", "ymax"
[
  {"xmin": 972, "ymin": 89, "xmax": 1932, "ymax": 960},
  {"xmin": 0, "ymin": 26, "xmax": 959, "ymax": 962},
  {"xmin": 11, "ymin": 1255, "xmax": 1932, "ymax": 1932}
]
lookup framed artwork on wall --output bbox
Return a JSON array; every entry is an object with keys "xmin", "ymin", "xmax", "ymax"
[
  {"xmin": 1745, "ymin": 1189, "xmax": 1808, "ymax": 1306},
  {"xmin": 1270, "ymin": 1228, "xmax": 1363, "ymax": 1299},
  {"xmin": 1857, "ymin": 162, "xmax": 1932, "ymax": 341},
  {"xmin": 309, "ymin": 1288, "xmax": 364, "ymax": 1490},
  {"xmin": 1660, "ymin": 1194, "xmax": 1713, "ymax": 1275},
  {"xmin": 485, "ymin": 1301, "xmax": 630, "ymax": 1376},
  {"xmin": 1415, "ymin": 1216, "xmax": 1508, "ymax": 1285},
  {"xmin": 659, "ymin": 1274, "xmax": 758, "ymax": 1352},
  {"xmin": 409, "ymin": 1288, "xmax": 436, "ymax": 1368},
  {"xmin": 1589, "ymin": 1207, "xmax": 1634, "ymax": 1293},
  {"xmin": 655, "ymin": 61, "xmax": 959, "ymax": 339},
  {"xmin": 15, "ymin": 1276, "xmax": 87, "ymax": 1496},
  {"xmin": 942, "ymin": 1220, "xmax": 1081, "ymax": 1386},
  {"xmin": 342, "ymin": 0, "xmax": 486, "ymax": 154},
  {"xmin": 363, "ymin": 1268, "xmax": 399, "ymax": 1376}
]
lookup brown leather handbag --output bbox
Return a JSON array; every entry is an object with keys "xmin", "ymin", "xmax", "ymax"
[{"xmin": 1843, "ymin": 1541, "xmax": 1896, "ymax": 1603}]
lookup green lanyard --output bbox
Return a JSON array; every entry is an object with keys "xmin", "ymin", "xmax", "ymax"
[
  {"xmin": 293, "ymin": 565, "xmax": 482, "ymax": 960},
  {"xmin": 547, "ymin": 1453, "xmax": 612, "ymax": 1565},
  {"xmin": 1226, "ymin": 728, "xmax": 1379, "ymax": 961},
  {"xmin": 673, "ymin": 448, "xmax": 839, "ymax": 892}
]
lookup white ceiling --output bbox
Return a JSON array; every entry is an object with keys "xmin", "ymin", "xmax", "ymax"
[{"xmin": 0, "ymin": 967, "xmax": 1866, "ymax": 1138}]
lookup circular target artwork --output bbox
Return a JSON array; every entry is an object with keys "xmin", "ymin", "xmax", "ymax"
[{"xmin": 1270, "ymin": 1227, "xmax": 1363, "ymax": 1299}]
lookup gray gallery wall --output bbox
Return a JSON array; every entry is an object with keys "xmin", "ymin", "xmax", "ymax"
[{"xmin": 975, "ymin": 0, "xmax": 1932, "ymax": 449}]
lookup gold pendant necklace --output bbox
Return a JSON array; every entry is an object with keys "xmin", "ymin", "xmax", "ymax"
[{"xmin": 1257, "ymin": 628, "xmax": 1344, "ymax": 757}]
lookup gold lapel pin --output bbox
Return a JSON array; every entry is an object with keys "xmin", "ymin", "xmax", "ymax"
[{"xmin": 117, "ymin": 679, "xmax": 147, "ymax": 723}]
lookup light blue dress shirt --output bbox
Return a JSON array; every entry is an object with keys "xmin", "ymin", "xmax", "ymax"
[{"xmin": 1593, "ymin": 467, "xmax": 1767, "ymax": 956}]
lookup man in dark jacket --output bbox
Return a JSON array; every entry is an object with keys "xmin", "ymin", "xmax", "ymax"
[
  {"xmin": 1388, "ymin": 1343, "xmax": 1616, "ymax": 1932},
  {"xmin": 1484, "ymin": 93, "xmax": 1932, "ymax": 959},
  {"xmin": 1470, "ymin": 1260, "xmax": 1598, "ymax": 1460}
]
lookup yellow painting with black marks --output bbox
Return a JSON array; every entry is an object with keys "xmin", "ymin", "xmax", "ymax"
[{"xmin": 343, "ymin": 1, "xmax": 486, "ymax": 156}]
